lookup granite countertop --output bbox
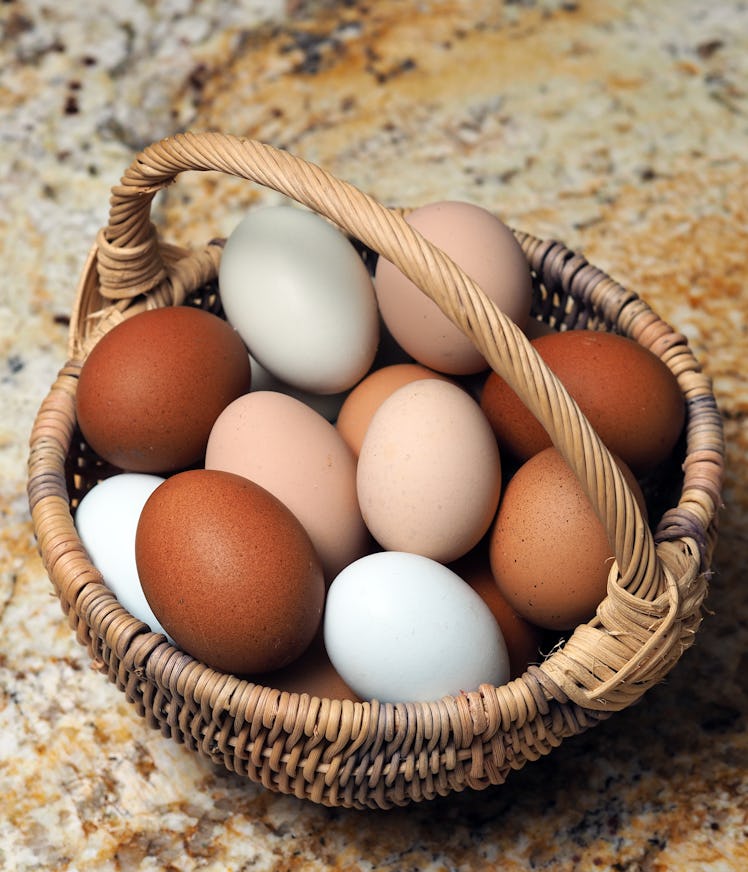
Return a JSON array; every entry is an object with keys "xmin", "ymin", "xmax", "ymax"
[{"xmin": 2, "ymin": 0, "xmax": 747, "ymax": 869}]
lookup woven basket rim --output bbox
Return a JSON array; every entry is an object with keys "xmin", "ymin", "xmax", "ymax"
[{"xmin": 26, "ymin": 132, "xmax": 725, "ymax": 809}]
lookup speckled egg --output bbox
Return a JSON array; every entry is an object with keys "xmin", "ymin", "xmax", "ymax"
[
  {"xmin": 356, "ymin": 378, "xmax": 501, "ymax": 564},
  {"xmin": 335, "ymin": 362, "xmax": 452, "ymax": 457},
  {"xmin": 489, "ymin": 446, "xmax": 647, "ymax": 631}
]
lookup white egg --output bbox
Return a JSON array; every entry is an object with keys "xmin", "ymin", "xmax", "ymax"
[
  {"xmin": 219, "ymin": 205, "xmax": 379, "ymax": 395},
  {"xmin": 75, "ymin": 473, "xmax": 170, "ymax": 639},
  {"xmin": 323, "ymin": 551, "xmax": 510, "ymax": 703}
]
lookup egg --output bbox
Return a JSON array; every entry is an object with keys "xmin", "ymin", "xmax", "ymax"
[
  {"xmin": 219, "ymin": 205, "xmax": 379, "ymax": 394},
  {"xmin": 356, "ymin": 378, "xmax": 501, "ymax": 564},
  {"xmin": 489, "ymin": 447, "xmax": 647, "ymax": 631},
  {"xmin": 451, "ymin": 550, "xmax": 544, "ymax": 679},
  {"xmin": 75, "ymin": 473, "xmax": 169, "ymax": 638},
  {"xmin": 205, "ymin": 391, "xmax": 371, "ymax": 581},
  {"xmin": 480, "ymin": 330, "xmax": 686, "ymax": 473},
  {"xmin": 323, "ymin": 551, "xmax": 510, "ymax": 703},
  {"xmin": 135, "ymin": 469, "xmax": 325, "ymax": 674},
  {"xmin": 335, "ymin": 363, "xmax": 452, "ymax": 456},
  {"xmin": 76, "ymin": 306, "xmax": 252, "ymax": 473},
  {"xmin": 374, "ymin": 201, "xmax": 532, "ymax": 375}
]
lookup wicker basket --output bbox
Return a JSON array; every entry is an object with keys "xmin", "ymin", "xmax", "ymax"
[{"xmin": 27, "ymin": 132, "xmax": 724, "ymax": 809}]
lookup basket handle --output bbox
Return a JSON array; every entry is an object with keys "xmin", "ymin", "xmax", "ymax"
[{"xmin": 95, "ymin": 131, "xmax": 662, "ymax": 603}]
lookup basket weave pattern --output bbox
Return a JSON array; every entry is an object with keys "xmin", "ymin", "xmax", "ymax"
[{"xmin": 27, "ymin": 132, "xmax": 724, "ymax": 809}]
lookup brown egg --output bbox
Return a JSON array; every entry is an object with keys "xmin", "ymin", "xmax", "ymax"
[
  {"xmin": 451, "ymin": 550, "xmax": 544, "ymax": 679},
  {"xmin": 76, "ymin": 306, "xmax": 252, "ymax": 473},
  {"xmin": 335, "ymin": 363, "xmax": 452, "ymax": 456},
  {"xmin": 479, "ymin": 330, "xmax": 685, "ymax": 474},
  {"xmin": 489, "ymin": 447, "xmax": 647, "ymax": 631},
  {"xmin": 135, "ymin": 469, "xmax": 325, "ymax": 674}
]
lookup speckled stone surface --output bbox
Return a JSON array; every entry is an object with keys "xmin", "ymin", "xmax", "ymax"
[{"xmin": 2, "ymin": 0, "xmax": 747, "ymax": 869}]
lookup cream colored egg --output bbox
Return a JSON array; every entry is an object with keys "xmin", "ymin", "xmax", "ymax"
[{"xmin": 356, "ymin": 379, "xmax": 501, "ymax": 564}]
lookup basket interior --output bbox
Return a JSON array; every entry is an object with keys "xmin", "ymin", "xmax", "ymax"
[{"xmin": 65, "ymin": 236, "xmax": 685, "ymax": 530}]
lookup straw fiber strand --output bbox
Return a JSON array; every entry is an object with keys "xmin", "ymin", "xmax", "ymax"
[{"xmin": 27, "ymin": 132, "xmax": 723, "ymax": 809}]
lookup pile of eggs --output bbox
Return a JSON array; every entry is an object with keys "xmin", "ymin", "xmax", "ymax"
[{"xmin": 73, "ymin": 201, "xmax": 685, "ymax": 704}]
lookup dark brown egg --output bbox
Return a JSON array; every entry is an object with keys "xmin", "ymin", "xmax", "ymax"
[
  {"xmin": 76, "ymin": 306, "xmax": 252, "ymax": 473},
  {"xmin": 480, "ymin": 330, "xmax": 685, "ymax": 474},
  {"xmin": 489, "ymin": 447, "xmax": 647, "ymax": 631},
  {"xmin": 135, "ymin": 469, "xmax": 325, "ymax": 674}
]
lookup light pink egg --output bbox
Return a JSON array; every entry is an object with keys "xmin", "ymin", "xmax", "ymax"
[
  {"xmin": 374, "ymin": 201, "xmax": 532, "ymax": 375},
  {"xmin": 205, "ymin": 391, "xmax": 371, "ymax": 582}
]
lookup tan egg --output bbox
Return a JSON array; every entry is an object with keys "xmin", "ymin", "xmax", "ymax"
[
  {"xmin": 135, "ymin": 469, "xmax": 324, "ymax": 675},
  {"xmin": 206, "ymin": 391, "xmax": 371, "ymax": 582},
  {"xmin": 336, "ymin": 363, "xmax": 452, "ymax": 457},
  {"xmin": 76, "ymin": 306, "xmax": 251, "ymax": 473},
  {"xmin": 489, "ymin": 447, "xmax": 647, "ymax": 631},
  {"xmin": 480, "ymin": 330, "xmax": 685, "ymax": 474},
  {"xmin": 374, "ymin": 201, "xmax": 532, "ymax": 375}
]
